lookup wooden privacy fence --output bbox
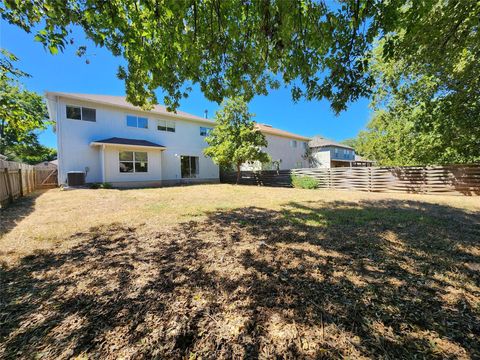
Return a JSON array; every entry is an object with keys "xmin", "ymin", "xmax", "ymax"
[
  {"xmin": 0, "ymin": 159, "xmax": 58, "ymax": 207},
  {"xmin": 221, "ymin": 165, "xmax": 480, "ymax": 195}
]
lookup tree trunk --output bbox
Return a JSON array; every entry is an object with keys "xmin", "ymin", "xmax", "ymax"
[{"xmin": 236, "ymin": 164, "xmax": 241, "ymax": 185}]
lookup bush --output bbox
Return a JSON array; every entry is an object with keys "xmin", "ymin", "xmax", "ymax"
[
  {"xmin": 291, "ymin": 175, "xmax": 318, "ymax": 189},
  {"xmin": 89, "ymin": 182, "xmax": 113, "ymax": 189}
]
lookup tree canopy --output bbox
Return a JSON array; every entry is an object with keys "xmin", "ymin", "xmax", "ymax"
[
  {"xmin": 351, "ymin": 39, "xmax": 480, "ymax": 166},
  {"xmin": 2, "ymin": 1, "xmax": 478, "ymax": 112},
  {"xmin": 0, "ymin": 59, "xmax": 55, "ymax": 164},
  {"xmin": 204, "ymin": 97, "xmax": 269, "ymax": 182}
]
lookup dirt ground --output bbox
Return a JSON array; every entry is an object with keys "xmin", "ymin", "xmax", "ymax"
[{"xmin": 1, "ymin": 185, "xmax": 479, "ymax": 359}]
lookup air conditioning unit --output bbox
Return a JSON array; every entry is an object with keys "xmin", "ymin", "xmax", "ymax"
[{"xmin": 67, "ymin": 171, "xmax": 86, "ymax": 186}]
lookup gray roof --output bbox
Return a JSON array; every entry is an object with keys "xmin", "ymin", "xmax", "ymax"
[
  {"xmin": 92, "ymin": 137, "xmax": 165, "ymax": 148},
  {"xmin": 309, "ymin": 136, "xmax": 354, "ymax": 150}
]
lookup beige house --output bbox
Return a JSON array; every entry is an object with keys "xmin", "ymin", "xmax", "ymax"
[{"xmin": 241, "ymin": 124, "xmax": 311, "ymax": 170}]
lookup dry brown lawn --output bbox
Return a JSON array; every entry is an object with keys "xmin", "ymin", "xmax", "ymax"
[{"xmin": 1, "ymin": 185, "xmax": 479, "ymax": 359}]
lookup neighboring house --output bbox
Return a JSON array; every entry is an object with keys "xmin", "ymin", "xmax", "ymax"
[
  {"xmin": 308, "ymin": 136, "xmax": 357, "ymax": 168},
  {"xmin": 34, "ymin": 159, "xmax": 58, "ymax": 171},
  {"xmin": 45, "ymin": 92, "xmax": 220, "ymax": 186},
  {"xmin": 241, "ymin": 124, "xmax": 310, "ymax": 171}
]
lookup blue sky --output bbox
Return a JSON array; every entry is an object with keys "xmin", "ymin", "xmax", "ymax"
[{"xmin": 1, "ymin": 20, "xmax": 372, "ymax": 149}]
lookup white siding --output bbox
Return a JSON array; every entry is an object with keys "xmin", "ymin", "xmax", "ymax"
[
  {"xmin": 51, "ymin": 96, "xmax": 219, "ymax": 185},
  {"xmin": 262, "ymin": 134, "xmax": 308, "ymax": 170},
  {"xmin": 104, "ymin": 146, "xmax": 162, "ymax": 183},
  {"xmin": 311, "ymin": 149, "xmax": 331, "ymax": 168}
]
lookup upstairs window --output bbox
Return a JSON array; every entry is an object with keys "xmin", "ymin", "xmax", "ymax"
[
  {"xmin": 200, "ymin": 127, "xmax": 213, "ymax": 136},
  {"xmin": 290, "ymin": 140, "xmax": 297, "ymax": 148},
  {"xmin": 66, "ymin": 105, "xmax": 96, "ymax": 122},
  {"xmin": 126, "ymin": 115, "xmax": 148, "ymax": 129},
  {"xmin": 157, "ymin": 119, "xmax": 175, "ymax": 132}
]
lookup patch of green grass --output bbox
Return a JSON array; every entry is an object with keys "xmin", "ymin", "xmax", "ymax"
[{"xmin": 291, "ymin": 175, "xmax": 319, "ymax": 189}]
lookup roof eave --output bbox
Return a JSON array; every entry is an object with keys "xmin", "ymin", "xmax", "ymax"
[
  {"xmin": 259, "ymin": 129, "xmax": 311, "ymax": 141},
  {"xmin": 90, "ymin": 141, "xmax": 166, "ymax": 150},
  {"xmin": 46, "ymin": 91, "xmax": 215, "ymax": 125}
]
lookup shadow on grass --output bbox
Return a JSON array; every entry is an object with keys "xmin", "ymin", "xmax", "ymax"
[
  {"xmin": 0, "ymin": 191, "xmax": 44, "ymax": 239},
  {"xmin": 0, "ymin": 199, "xmax": 479, "ymax": 358}
]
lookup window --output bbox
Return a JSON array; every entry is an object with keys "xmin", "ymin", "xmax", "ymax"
[
  {"xmin": 302, "ymin": 142, "xmax": 308, "ymax": 150},
  {"xmin": 119, "ymin": 151, "xmax": 148, "ymax": 173},
  {"xmin": 296, "ymin": 161, "xmax": 303, "ymax": 168},
  {"xmin": 181, "ymin": 156, "xmax": 199, "ymax": 178},
  {"xmin": 334, "ymin": 148, "xmax": 339, "ymax": 156},
  {"xmin": 126, "ymin": 115, "xmax": 148, "ymax": 129},
  {"xmin": 157, "ymin": 119, "xmax": 175, "ymax": 132},
  {"xmin": 290, "ymin": 140, "xmax": 297, "ymax": 148},
  {"xmin": 66, "ymin": 105, "xmax": 96, "ymax": 122},
  {"xmin": 200, "ymin": 127, "xmax": 213, "ymax": 136}
]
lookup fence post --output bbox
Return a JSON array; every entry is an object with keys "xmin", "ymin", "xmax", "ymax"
[
  {"xmin": 18, "ymin": 168, "xmax": 24, "ymax": 197},
  {"xmin": 4, "ymin": 168, "xmax": 13, "ymax": 203},
  {"xmin": 368, "ymin": 167, "xmax": 372, "ymax": 192}
]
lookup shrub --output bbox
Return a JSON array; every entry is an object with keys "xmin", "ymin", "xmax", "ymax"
[
  {"xmin": 89, "ymin": 182, "xmax": 113, "ymax": 189},
  {"xmin": 291, "ymin": 175, "xmax": 318, "ymax": 189},
  {"xmin": 101, "ymin": 182, "xmax": 113, "ymax": 189}
]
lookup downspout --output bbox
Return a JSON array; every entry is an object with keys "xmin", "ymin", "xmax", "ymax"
[{"xmin": 53, "ymin": 95, "xmax": 65, "ymax": 185}]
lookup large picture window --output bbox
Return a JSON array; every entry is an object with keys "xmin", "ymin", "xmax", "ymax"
[
  {"xmin": 126, "ymin": 115, "xmax": 148, "ymax": 129},
  {"xmin": 66, "ymin": 105, "xmax": 96, "ymax": 122},
  {"xmin": 119, "ymin": 151, "xmax": 148, "ymax": 173},
  {"xmin": 181, "ymin": 156, "xmax": 199, "ymax": 178}
]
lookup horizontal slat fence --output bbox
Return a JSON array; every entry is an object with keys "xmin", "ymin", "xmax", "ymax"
[
  {"xmin": 221, "ymin": 165, "xmax": 480, "ymax": 196},
  {"xmin": 0, "ymin": 159, "xmax": 57, "ymax": 208}
]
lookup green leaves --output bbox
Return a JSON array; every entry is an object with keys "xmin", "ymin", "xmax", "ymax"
[
  {"xmin": 0, "ymin": 61, "xmax": 51, "ymax": 164},
  {"xmin": 203, "ymin": 97, "xmax": 270, "ymax": 176},
  {"xmin": 0, "ymin": 0, "xmax": 375, "ymax": 112},
  {"xmin": 1, "ymin": 0, "xmax": 479, "ymax": 118},
  {"xmin": 352, "ymin": 37, "xmax": 480, "ymax": 166}
]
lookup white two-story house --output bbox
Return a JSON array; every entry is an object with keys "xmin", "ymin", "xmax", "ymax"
[
  {"xmin": 46, "ymin": 92, "xmax": 220, "ymax": 187},
  {"xmin": 46, "ymin": 92, "xmax": 311, "ymax": 187}
]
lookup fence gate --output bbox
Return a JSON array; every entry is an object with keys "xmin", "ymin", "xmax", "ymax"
[{"xmin": 35, "ymin": 169, "xmax": 58, "ymax": 188}]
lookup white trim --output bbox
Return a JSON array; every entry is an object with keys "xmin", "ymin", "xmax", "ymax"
[
  {"xmin": 118, "ymin": 150, "xmax": 149, "ymax": 174},
  {"xmin": 100, "ymin": 144, "xmax": 106, "ymax": 182}
]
